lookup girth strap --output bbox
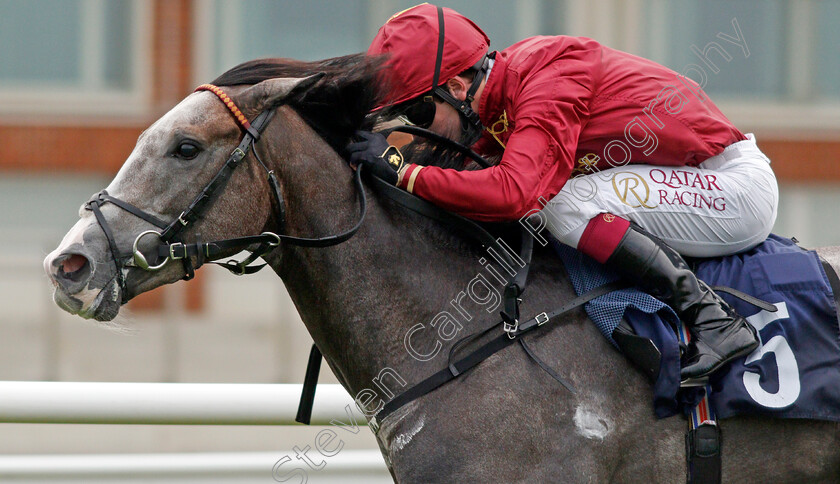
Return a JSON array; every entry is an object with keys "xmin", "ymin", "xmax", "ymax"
[
  {"xmin": 295, "ymin": 344, "xmax": 324, "ymax": 425},
  {"xmin": 686, "ymin": 423, "xmax": 722, "ymax": 484}
]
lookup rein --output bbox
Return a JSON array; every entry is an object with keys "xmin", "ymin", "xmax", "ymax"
[
  {"xmin": 387, "ymin": 124, "xmax": 493, "ymax": 168},
  {"xmin": 86, "ymin": 84, "xmax": 368, "ymax": 301}
]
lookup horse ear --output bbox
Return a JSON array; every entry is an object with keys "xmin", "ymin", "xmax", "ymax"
[{"xmin": 245, "ymin": 73, "xmax": 326, "ymax": 110}]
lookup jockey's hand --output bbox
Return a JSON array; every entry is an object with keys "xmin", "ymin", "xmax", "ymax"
[{"xmin": 346, "ymin": 130, "xmax": 405, "ymax": 185}]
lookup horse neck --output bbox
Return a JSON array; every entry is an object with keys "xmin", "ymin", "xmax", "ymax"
[{"xmin": 263, "ymin": 110, "xmax": 501, "ymax": 397}]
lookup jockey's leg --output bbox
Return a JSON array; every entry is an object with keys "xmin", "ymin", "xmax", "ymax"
[
  {"xmin": 605, "ymin": 221, "xmax": 760, "ymax": 382},
  {"xmin": 541, "ymin": 134, "xmax": 778, "ymax": 381}
]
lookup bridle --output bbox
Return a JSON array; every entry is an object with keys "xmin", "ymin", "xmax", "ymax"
[{"xmin": 85, "ymin": 83, "xmax": 367, "ymax": 303}]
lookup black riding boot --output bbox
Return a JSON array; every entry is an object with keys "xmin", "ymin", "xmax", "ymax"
[{"xmin": 606, "ymin": 224, "xmax": 759, "ymax": 383}]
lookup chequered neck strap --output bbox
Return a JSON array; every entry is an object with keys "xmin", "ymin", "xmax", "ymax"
[{"xmin": 195, "ymin": 84, "xmax": 260, "ymax": 140}]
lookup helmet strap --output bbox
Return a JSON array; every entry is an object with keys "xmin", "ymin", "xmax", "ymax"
[
  {"xmin": 432, "ymin": 56, "xmax": 488, "ymax": 145},
  {"xmin": 430, "ymin": 5, "xmax": 489, "ymax": 146},
  {"xmin": 431, "ymin": 6, "xmax": 445, "ymax": 91}
]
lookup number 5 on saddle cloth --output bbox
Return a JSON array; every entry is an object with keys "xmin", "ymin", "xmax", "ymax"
[{"xmin": 554, "ymin": 234, "xmax": 840, "ymax": 423}]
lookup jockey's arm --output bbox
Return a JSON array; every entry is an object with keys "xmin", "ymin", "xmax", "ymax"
[
  {"xmin": 396, "ymin": 58, "xmax": 594, "ymax": 222},
  {"xmin": 397, "ymin": 126, "xmax": 567, "ymax": 221}
]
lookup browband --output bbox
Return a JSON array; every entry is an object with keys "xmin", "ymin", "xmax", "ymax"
[{"xmin": 195, "ymin": 84, "xmax": 260, "ymax": 140}]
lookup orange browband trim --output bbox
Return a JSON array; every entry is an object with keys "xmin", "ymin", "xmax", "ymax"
[{"xmin": 195, "ymin": 84, "xmax": 253, "ymax": 132}]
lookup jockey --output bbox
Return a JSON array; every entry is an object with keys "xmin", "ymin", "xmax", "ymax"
[{"xmin": 347, "ymin": 3, "xmax": 778, "ymax": 384}]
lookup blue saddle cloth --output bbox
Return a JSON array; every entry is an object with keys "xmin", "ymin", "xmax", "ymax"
[{"xmin": 554, "ymin": 234, "xmax": 840, "ymax": 421}]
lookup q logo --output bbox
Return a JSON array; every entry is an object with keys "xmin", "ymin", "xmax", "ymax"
[{"xmin": 611, "ymin": 172, "xmax": 657, "ymax": 209}]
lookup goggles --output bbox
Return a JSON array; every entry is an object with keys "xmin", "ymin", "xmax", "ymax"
[{"xmin": 394, "ymin": 94, "xmax": 437, "ymax": 128}]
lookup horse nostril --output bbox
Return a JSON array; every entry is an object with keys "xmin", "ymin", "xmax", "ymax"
[{"xmin": 55, "ymin": 253, "xmax": 91, "ymax": 284}]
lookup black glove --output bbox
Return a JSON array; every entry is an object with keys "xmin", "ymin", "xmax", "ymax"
[{"xmin": 346, "ymin": 130, "xmax": 405, "ymax": 185}]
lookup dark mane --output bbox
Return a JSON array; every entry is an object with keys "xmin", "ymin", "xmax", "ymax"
[
  {"xmin": 213, "ymin": 55, "xmax": 511, "ymax": 259},
  {"xmin": 212, "ymin": 53, "xmax": 386, "ymax": 152}
]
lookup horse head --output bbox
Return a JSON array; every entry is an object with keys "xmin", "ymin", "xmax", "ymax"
[{"xmin": 44, "ymin": 55, "xmax": 380, "ymax": 322}]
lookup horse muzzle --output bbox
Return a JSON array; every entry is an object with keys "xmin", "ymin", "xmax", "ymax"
[
  {"xmin": 44, "ymin": 223, "xmax": 123, "ymax": 321},
  {"xmin": 45, "ymin": 251, "xmax": 116, "ymax": 320},
  {"xmin": 46, "ymin": 251, "xmax": 93, "ymax": 296}
]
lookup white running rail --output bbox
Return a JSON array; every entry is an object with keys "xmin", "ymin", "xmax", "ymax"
[{"xmin": 0, "ymin": 382, "xmax": 358, "ymax": 425}]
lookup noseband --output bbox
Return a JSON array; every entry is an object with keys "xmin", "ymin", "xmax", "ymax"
[{"xmin": 86, "ymin": 84, "xmax": 367, "ymax": 302}]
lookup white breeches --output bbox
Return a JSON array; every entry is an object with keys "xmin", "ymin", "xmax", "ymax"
[{"xmin": 542, "ymin": 134, "xmax": 779, "ymax": 257}]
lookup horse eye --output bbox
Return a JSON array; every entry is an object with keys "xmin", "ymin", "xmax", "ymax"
[{"xmin": 176, "ymin": 142, "xmax": 200, "ymax": 159}]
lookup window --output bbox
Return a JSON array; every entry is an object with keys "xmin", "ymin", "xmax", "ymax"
[
  {"xmin": 195, "ymin": 0, "xmax": 369, "ymax": 82},
  {"xmin": 0, "ymin": 0, "xmax": 151, "ymax": 117},
  {"xmin": 566, "ymin": 0, "xmax": 840, "ymax": 131},
  {"xmin": 815, "ymin": 0, "xmax": 840, "ymax": 99},
  {"xmin": 390, "ymin": 0, "xmax": 567, "ymax": 50},
  {"xmin": 193, "ymin": 0, "xmax": 567, "ymax": 83},
  {"xmin": 640, "ymin": 0, "xmax": 840, "ymax": 130},
  {"xmin": 640, "ymin": 0, "xmax": 788, "ymax": 101}
]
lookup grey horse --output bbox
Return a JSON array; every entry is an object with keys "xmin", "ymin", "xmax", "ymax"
[{"xmin": 44, "ymin": 55, "xmax": 840, "ymax": 482}]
